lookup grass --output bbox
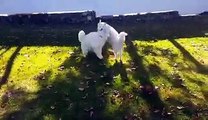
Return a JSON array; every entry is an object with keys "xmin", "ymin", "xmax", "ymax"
[{"xmin": 0, "ymin": 37, "xmax": 208, "ymax": 120}]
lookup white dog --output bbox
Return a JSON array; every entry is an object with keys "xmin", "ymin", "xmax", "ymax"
[
  {"xmin": 97, "ymin": 20, "xmax": 128, "ymax": 60},
  {"xmin": 114, "ymin": 32, "xmax": 128, "ymax": 60},
  {"xmin": 78, "ymin": 29, "xmax": 109, "ymax": 59}
]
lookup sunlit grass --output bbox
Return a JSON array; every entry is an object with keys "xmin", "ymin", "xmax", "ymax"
[{"xmin": 0, "ymin": 37, "xmax": 208, "ymax": 119}]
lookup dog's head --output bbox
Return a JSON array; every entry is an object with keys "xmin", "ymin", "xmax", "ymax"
[
  {"xmin": 97, "ymin": 20, "xmax": 108, "ymax": 32},
  {"xmin": 97, "ymin": 20, "xmax": 110, "ymax": 38}
]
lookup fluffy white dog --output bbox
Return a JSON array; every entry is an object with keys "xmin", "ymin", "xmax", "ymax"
[
  {"xmin": 114, "ymin": 32, "xmax": 128, "ymax": 60},
  {"xmin": 97, "ymin": 20, "xmax": 128, "ymax": 60},
  {"xmin": 78, "ymin": 29, "xmax": 109, "ymax": 59}
]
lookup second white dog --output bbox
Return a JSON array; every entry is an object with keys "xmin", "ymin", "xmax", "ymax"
[
  {"xmin": 78, "ymin": 29, "xmax": 109, "ymax": 59},
  {"xmin": 97, "ymin": 20, "xmax": 128, "ymax": 60},
  {"xmin": 114, "ymin": 32, "xmax": 128, "ymax": 60}
]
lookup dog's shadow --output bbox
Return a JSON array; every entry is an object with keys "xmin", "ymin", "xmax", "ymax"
[{"xmin": 112, "ymin": 60, "xmax": 129, "ymax": 83}]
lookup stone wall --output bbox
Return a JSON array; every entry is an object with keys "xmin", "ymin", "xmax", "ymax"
[
  {"xmin": 0, "ymin": 10, "xmax": 207, "ymax": 26},
  {"xmin": 0, "ymin": 10, "xmax": 208, "ymax": 46},
  {"xmin": 98, "ymin": 11, "xmax": 208, "ymax": 39},
  {"xmin": 100, "ymin": 11, "xmax": 180, "ymax": 23},
  {"xmin": 0, "ymin": 10, "xmax": 96, "ymax": 25}
]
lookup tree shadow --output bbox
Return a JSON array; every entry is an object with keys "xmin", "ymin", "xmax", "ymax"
[
  {"xmin": 185, "ymin": 76, "xmax": 208, "ymax": 101},
  {"xmin": 125, "ymin": 36, "xmax": 172, "ymax": 119},
  {"xmin": 139, "ymin": 43, "xmax": 207, "ymax": 118},
  {"xmin": 0, "ymin": 46, "xmax": 11, "ymax": 57},
  {"xmin": 169, "ymin": 38, "xmax": 208, "ymax": 74},
  {"xmin": 201, "ymin": 89, "xmax": 208, "ymax": 101},
  {"xmin": 112, "ymin": 60, "xmax": 129, "ymax": 83},
  {"xmin": 0, "ymin": 86, "xmax": 30, "ymax": 115},
  {"xmin": 0, "ymin": 46, "xmax": 22, "ymax": 88},
  {"xmin": 165, "ymin": 97, "xmax": 205, "ymax": 118},
  {"xmin": 3, "ymin": 48, "xmax": 115, "ymax": 120}
]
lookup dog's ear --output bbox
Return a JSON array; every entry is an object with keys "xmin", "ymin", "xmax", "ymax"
[{"xmin": 99, "ymin": 19, "xmax": 102, "ymax": 23}]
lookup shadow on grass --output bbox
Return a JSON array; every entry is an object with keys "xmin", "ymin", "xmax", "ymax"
[
  {"xmin": 4, "ymin": 48, "xmax": 115, "ymax": 120},
  {"xmin": 112, "ymin": 61, "xmax": 129, "ymax": 83},
  {"xmin": 0, "ymin": 46, "xmax": 11, "ymax": 57},
  {"xmin": 138, "ymin": 43, "xmax": 208, "ymax": 118},
  {"xmin": 169, "ymin": 38, "xmax": 208, "ymax": 74},
  {"xmin": 0, "ymin": 46, "xmax": 22, "ymax": 88},
  {"xmin": 125, "ymin": 36, "xmax": 172, "ymax": 119},
  {"xmin": 0, "ymin": 86, "xmax": 30, "ymax": 113}
]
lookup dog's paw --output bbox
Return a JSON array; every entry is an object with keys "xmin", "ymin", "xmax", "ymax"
[{"xmin": 98, "ymin": 55, "xmax": 103, "ymax": 59}]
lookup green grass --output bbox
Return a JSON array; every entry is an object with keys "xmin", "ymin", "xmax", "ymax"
[{"xmin": 0, "ymin": 37, "xmax": 208, "ymax": 120}]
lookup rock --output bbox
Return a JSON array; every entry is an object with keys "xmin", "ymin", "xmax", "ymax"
[
  {"xmin": 154, "ymin": 109, "xmax": 160, "ymax": 113},
  {"xmin": 51, "ymin": 105, "xmax": 55, "ymax": 110},
  {"xmin": 84, "ymin": 76, "xmax": 92, "ymax": 80},
  {"xmin": 139, "ymin": 85, "xmax": 144, "ymax": 89},
  {"xmin": 126, "ymin": 68, "xmax": 132, "ymax": 72},
  {"xmin": 68, "ymin": 51, "xmax": 74, "ymax": 55},
  {"xmin": 177, "ymin": 106, "xmax": 185, "ymax": 110},
  {"xmin": 173, "ymin": 63, "xmax": 178, "ymax": 67},
  {"xmin": 46, "ymin": 85, "xmax": 53, "ymax": 89},
  {"xmin": 78, "ymin": 87, "xmax": 85, "ymax": 92},
  {"xmin": 105, "ymin": 82, "xmax": 110, "ymax": 86},
  {"xmin": 155, "ymin": 86, "xmax": 159, "ymax": 90},
  {"xmin": 58, "ymin": 66, "xmax": 65, "ymax": 71},
  {"xmin": 24, "ymin": 54, "xmax": 30, "ymax": 58}
]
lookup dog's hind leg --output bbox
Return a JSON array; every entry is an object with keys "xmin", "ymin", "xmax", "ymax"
[
  {"xmin": 113, "ymin": 51, "xmax": 117, "ymax": 60},
  {"xmin": 81, "ymin": 45, "xmax": 88, "ymax": 57}
]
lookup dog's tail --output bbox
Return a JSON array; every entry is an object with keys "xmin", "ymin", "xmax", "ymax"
[
  {"xmin": 118, "ymin": 32, "xmax": 128, "ymax": 42},
  {"xmin": 78, "ymin": 30, "xmax": 85, "ymax": 42}
]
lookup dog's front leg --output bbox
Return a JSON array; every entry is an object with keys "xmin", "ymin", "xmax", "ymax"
[
  {"xmin": 94, "ymin": 47, "xmax": 103, "ymax": 59},
  {"xmin": 119, "ymin": 49, "xmax": 123, "ymax": 61}
]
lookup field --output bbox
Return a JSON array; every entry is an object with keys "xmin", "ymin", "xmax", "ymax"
[{"xmin": 0, "ymin": 36, "xmax": 208, "ymax": 119}]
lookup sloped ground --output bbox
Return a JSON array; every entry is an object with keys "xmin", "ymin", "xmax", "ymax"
[{"xmin": 0, "ymin": 37, "xmax": 208, "ymax": 120}]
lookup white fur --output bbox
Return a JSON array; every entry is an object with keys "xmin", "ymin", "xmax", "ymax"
[
  {"xmin": 115, "ymin": 32, "xmax": 128, "ymax": 60},
  {"xmin": 78, "ymin": 29, "xmax": 109, "ymax": 59},
  {"xmin": 97, "ymin": 20, "xmax": 128, "ymax": 60}
]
